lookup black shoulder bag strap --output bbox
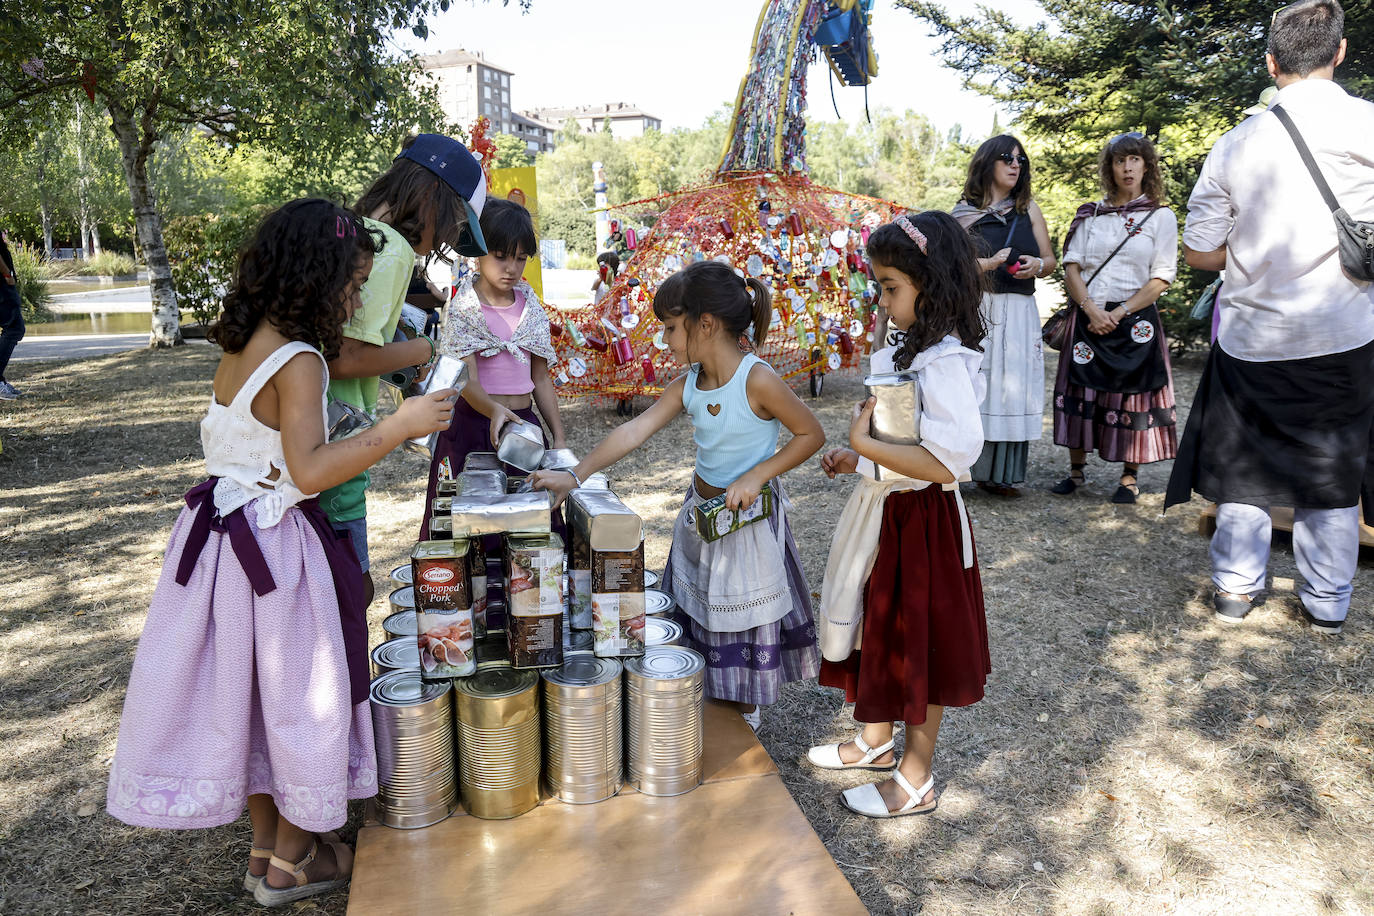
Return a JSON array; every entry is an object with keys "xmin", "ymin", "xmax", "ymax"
[
  {"xmin": 1272, "ymin": 104, "xmax": 1374, "ymax": 282},
  {"xmin": 1076, "ymin": 206, "xmax": 1159, "ymax": 305}
]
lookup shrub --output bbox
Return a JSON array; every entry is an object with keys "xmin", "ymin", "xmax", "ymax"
[
  {"xmin": 77, "ymin": 251, "xmax": 138, "ymax": 277},
  {"xmin": 564, "ymin": 251, "xmax": 597, "ymax": 270},
  {"xmin": 10, "ymin": 243, "xmax": 56, "ymax": 323},
  {"xmin": 164, "ymin": 208, "xmax": 269, "ymax": 329},
  {"xmin": 41, "ymin": 259, "xmax": 79, "ymax": 279}
]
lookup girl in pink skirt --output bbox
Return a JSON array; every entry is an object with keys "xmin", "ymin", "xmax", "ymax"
[{"xmin": 106, "ymin": 200, "xmax": 457, "ymax": 907}]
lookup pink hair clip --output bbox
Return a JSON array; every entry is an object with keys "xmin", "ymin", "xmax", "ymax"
[
  {"xmin": 335, "ymin": 216, "xmax": 356, "ymax": 239},
  {"xmin": 894, "ymin": 215, "xmax": 928, "ymax": 255}
]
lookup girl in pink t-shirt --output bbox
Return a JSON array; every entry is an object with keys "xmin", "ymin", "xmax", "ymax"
[{"xmin": 420, "ymin": 199, "xmax": 567, "ymax": 539}]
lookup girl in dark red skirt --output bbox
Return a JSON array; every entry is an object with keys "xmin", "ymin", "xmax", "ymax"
[{"xmin": 807, "ymin": 212, "xmax": 992, "ymax": 819}]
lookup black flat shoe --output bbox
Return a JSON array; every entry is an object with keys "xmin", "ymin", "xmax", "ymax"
[
  {"xmin": 1213, "ymin": 590, "xmax": 1253, "ymax": 623},
  {"xmin": 1110, "ymin": 484, "xmax": 1138, "ymax": 504},
  {"xmin": 1051, "ymin": 475, "xmax": 1084, "ymax": 495}
]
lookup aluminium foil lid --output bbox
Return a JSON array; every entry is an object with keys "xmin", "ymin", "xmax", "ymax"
[
  {"xmin": 543, "ymin": 655, "xmax": 622, "ymax": 687},
  {"xmin": 644, "ymin": 588, "xmax": 674, "ymax": 616},
  {"xmin": 370, "ymin": 669, "xmax": 451, "ymax": 707},
  {"xmin": 625, "ymin": 647, "xmax": 704, "ymax": 681}
]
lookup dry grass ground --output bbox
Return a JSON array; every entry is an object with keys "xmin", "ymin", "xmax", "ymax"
[{"xmin": 0, "ymin": 346, "xmax": 1371, "ymax": 916}]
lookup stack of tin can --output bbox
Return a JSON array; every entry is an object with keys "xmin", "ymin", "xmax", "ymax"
[
  {"xmin": 542, "ymin": 656, "xmax": 624, "ymax": 804},
  {"xmin": 625, "ymin": 647, "xmax": 706, "ymax": 797},
  {"xmin": 369, "ymin": 671, "xmax": 458, "ymax": 829},
  {"xmin": 454, "ymin": 667, "xmax": 542, "ymax": 819}
]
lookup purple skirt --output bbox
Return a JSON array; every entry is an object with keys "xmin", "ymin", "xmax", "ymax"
[{"xmin": 662, "ymin": 482, "xmax": 819, "ymax": 706}]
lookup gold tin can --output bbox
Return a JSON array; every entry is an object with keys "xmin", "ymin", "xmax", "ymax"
[{"xmin": 453, "ymin": 668, "xmax": 541, "ymax": 819}]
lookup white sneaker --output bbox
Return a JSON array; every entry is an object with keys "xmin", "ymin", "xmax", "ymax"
[
  {"xmin": 0, "ymin": 380, "xmax": 19, "ymax": 400},
  {"xmin": 741, "ymin": 707, "xmax": 761, "ymax": 732}
]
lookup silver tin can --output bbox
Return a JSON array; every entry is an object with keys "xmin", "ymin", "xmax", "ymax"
[
  {"xmin": 566, "ymin": 629, "xmax": 595, "ymax": 656},
  {"xmin": 383, "ymin": 610, "xmax": 418, "ymax": 639},
  {"xmin": 539, "ymin": 447, "xmax": 579, "ymax": 470},
  {"xmin": 644, "ymin": 569, "xmax": 660, "ymax": 589},
  {"xmin": 401, "ymin": 356, "xmax": 470, "ymax": 459},
  {"xmin": 863, "ymin": 369, "xmax": 922, "ymax": 481},
  {"xmin": 388, "ymin": 585, "xmax": 415, "ymax": 616},
  {"xmin": 625, "ymin": 648, "xmax": 705, "ymax": 797},
  {"xmin": 463, "ymin": 451, "xmax": 502, "ymax": 472},
  {"xmin": 643, "ymin": 588, "xmax": 675, "ymax": 617},
  {"xmin": 453, "ymin": 668, "xmax": 542, "ymax": 819},
  {"xmin": 542, "ymin": 656, "xmax": 623, "ymax": 804},
  {"xmin": 370, "ymin": 637, "xmax": 421, "ymax": 679},
  {"xmin": 326, "ymin": 395, "xmax": 373, "ymax": 442},
  {"xmin": 643, "ymin": 616, "xmax": 683, "ymax": 649},
  {"xmin": 495, "ymin": 419, "xmax": 546, "ymax": 472},
  {"xmin": 389, "ymin": 564, "xmax": 413, "ymax": 587},
  {"xmin": 369, "ymin": 671, "xmax": 457, "ymax": 829}
]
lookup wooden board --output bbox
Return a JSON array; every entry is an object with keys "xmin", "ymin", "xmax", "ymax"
[
  {"xmin": 1196, "ymin": 503, "xmax": 1374, "ymax": 549},
  {"xmin": 347, "ymin": 774, "xmax": 865, "ymax": 916},
  {"xmin": 349, "ymin": 701, "xmax": 864, "ymax": 915}
]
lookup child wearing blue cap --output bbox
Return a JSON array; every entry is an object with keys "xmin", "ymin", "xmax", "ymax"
[{"xmin": 323, "ymin": 133, "xmax": 489, "ymax": 607}]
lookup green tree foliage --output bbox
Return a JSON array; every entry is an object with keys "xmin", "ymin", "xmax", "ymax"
[
  {"xmin": 901, "ymin": 0, "xmax": 1374, "ymax": 350},
  {"xmin": 0, "ymin": 0, "xmax": 461, "ymax": 346}
]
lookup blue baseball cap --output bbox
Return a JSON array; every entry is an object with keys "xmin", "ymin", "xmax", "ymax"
[{"xmin": 397, "ymin": 134, "xmax": 488, "ymax": 257}]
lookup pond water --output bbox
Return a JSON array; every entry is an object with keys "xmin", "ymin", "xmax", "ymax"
[
  {"xmin": 28, "ymin": 312, "xmax": 189, "ymax": 336},
  {"xmin": 47, "ymin": 278, "xmax": 147, "ymax": 296}
]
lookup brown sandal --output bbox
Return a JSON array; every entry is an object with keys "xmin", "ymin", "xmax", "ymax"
[
  {"xmin": 242, "ymin": 846, "xmax": 273, "ymax": 893},
  {"xmin": 252, "ymin": 838, "xmax": 353, "ymax": 907}
]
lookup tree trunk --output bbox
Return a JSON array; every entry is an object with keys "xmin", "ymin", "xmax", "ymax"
[
  {"xmin": 36, "ymin": 159, "xmax": 54, "ymax": 257},
  {"xmin": 89, "ymin": 223, "xmax": 103, "ymax": 257},
  {"xmin": 76, "ymin": 103, "xmax": 93, "ymax": 259},
  {"xmin": 108, "ymin": 100, "xmax": 181, "ymax": 347}
]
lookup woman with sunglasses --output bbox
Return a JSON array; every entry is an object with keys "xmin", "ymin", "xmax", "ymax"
[
  {"xmin": 1052, "ymin": 132, "xmax": 1179, "ymax": 503},
  {"xmin": 952, "ymin": 135, "xmax": 1056, "ymax": 497}
]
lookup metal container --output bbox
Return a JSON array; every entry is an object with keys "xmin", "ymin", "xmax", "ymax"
[
  {"xmin": 370, "ymin": 671, "xmax": 457, "ymax": 829},
  {"xmin": 401, "ymin": 356, "xmax": 470, "ymax": 458},
  {"xmin": 643, "ymin": 588, "xmax": 675, "ymax": 617},
  {"xmin": 430, "ymin": 496, "xmax": 452, "ymax": 518},
  {"xmin": 411, "ymin": 540, "xmax": 475, "ymax": 681},
  {"xmin": 389, "ymin": 564, "xmax": 413, "ymax": 587},
  {"xmin": 566, "ymin": 629, "xmax": 594, "ymax": 656},
  {"xmin": 475, "ymin": 632, "xmax": 511, "ymax": 668},
  {"xmin": 436, "ymin": 477, "xmax": 459, "ymax": 497},
  {"xmin": 625, "ymin": 648, "xmax": 705, "ymax": 797},
  {"xmin": 644, "ymin": 569, "xmax": 659, "ymax": 589},
  {"xmin": 453, "ymin": 668, "xmax": 542, "ymax": 819},
  {"xmin": 495, "ymin": 419, "xmax": 546, "ymax": 472},
  {"xmin": 326, "ymin": 396, "xmax": 373, "ymax": 442},
  {"xmin": 388, "ymin": 585, "xmax": 415, "ymax": 616},
  {"xmin": 370, "ymin": 637, "xmax": 420, "ymax": 678},
  {"xmin": 542, "ymin": 656, "xmax": 623, "ymax": 804},
  {"xmin": 643, "ymin": 616, "xmax": 683, "ymax": 649},
  {"xmin": 539, "ymin": 448, "xmax": 579, "ymax": 470},
  {"xmin": 463, "ymin": 451, "xmax": 502, "ymax": 472},
  {"xmin": 439, "ymin": 492, "xmax": 553, "ymax": 540},
  {"xmin": 863, "ymin": 369, "xmax": 922, "ymax": 481},
  {"xmin": 457, "ymin": 469, "xmax": 508, "ymax": 497},
  {"xmin": 383, "ymin": 610, "xmax": 418, "ymax": 639},
  {"xmin": 694, "ymin": 483, "xmax": 774, "ymax": 542},
  {"xmin": 505, "ymin": 532, "xmax": 565, "ymax": 670}
]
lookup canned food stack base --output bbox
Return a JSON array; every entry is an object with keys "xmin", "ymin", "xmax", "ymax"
[{"xmin": 370, "ymin": 672, "xmax": 458, "ymax": 830}]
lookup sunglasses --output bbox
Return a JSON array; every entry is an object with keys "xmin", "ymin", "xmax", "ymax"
[
  {"xmin": 996, "ymin": 153, "xmax": 1029, "ymax": 166},
  {"xmin": 1109, "ymin": 131, "xmax": 1146, "ymax": 148}
]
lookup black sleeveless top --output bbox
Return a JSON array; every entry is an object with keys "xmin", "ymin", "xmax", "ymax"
[{"xmin": 969, "ymin": 208, "xmax": 1040, "ymax": 296}]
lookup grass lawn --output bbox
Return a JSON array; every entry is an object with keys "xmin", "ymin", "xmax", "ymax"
[{"xmin": 1, "ymin": 345, "xmax": 1370, "ymax": 915}]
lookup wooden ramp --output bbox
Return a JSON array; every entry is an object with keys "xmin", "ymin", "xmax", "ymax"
[
  {"xmin": 347, "ymin": 700, "xmax": 866, "ymax": 916},
  {"xmin": 1196, "ymin": 503, "xmax": 1374, "ymax": 550}
]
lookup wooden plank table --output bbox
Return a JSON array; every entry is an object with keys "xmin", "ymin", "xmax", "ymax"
[
  {"xmin": 347, "ymin": 700, "xmax": 865, "ymax": 916},
  {"xmin": 1196, "ymin": 502, "xmax": 1374, "ymax": 550}
]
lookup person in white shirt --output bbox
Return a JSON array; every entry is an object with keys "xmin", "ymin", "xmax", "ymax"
[
  {"xmin": 1051, "ymin": 133, "xmax": 1179, "ymax": 504},
  {"xmin": 1168, "ymin": 0, "xmax": 1374, "ymax": 635}
]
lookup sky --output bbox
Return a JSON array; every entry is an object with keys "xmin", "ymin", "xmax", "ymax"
[{"xmin": 401, "ymin": 0, "xmax": 1048, "ymax": 136}]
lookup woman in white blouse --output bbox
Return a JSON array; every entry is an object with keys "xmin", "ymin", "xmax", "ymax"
[{"xmin": 1052, "ymin": 133, "xmax": 1179, "ymax": 503}]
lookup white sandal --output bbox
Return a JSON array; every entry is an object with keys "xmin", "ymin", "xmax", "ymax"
[
  {"xmin": 840, "ymin": 770, "xmax": 937, "ymax": 819},
  {"xmin": 252, "ymin": 838, "xmax": 353, "ymax": 907},
  {"xmin": 806, "ymin": 734, "xmax": 897, "ymax": 771}
]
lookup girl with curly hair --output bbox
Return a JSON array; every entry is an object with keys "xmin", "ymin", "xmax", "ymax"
[
  {"xmin": 807, "ymin": 211, "xmax": 992, "ymax": 819},
  {"xmin": 106, "ymin": 199, "xmax": 459, "ymax": 906}
]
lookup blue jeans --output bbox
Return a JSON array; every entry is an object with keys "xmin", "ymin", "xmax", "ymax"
[{"xmin": 0, "ymin": 282, "xmax": 23, "ymax": 380}]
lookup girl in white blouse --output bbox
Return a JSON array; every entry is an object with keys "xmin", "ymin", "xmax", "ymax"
[
  {"xmin": 807, "ymin": 212, "xmax": 992, "ymax": 819},
  {"xmin": 1052, "ymin": 132, "xmax": 1180, "ymax": 504}
]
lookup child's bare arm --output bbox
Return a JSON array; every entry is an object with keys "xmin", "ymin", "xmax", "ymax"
[
  {"xmin": 847, "ymin": 397, "xmax": 955, "ymax": 484},
  {"xmin": 530, "ymin": 374, "xmax": 686, "ymax": 507},
  {"xmin": 725, "ymin": 364, "xmax": 826, "ymax": 509},
  {"xmin": 529, "ymin": 356, "xmax": 566, "ymax": 448},
  {"xmin": 275, "ymin": 353, "xmax": 456, "ymax": 494}
]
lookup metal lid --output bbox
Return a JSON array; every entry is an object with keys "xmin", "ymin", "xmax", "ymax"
[
  {"xmin": 625, "ymin": 647, "xmax": 704, "ymax": 680},
  {"xmin": 370, "ymin": 669, "xmax": 450, "ymax": 706},
  {"xmin": 644, "ymin": 569, "xmax": 659, "ymax": 589},
  {"xmin": 390, "ymin": 564, "xmax": 413, "ymax": 585},
  {"xmin": 544, "ymin": 655, "xmax": 621, "ymax": 687},
  {"xmin": 644, "ymin": 588, "xmax": 674, "ymax": 616},
  {"xmin": 383, "ymin": 611, "xmax": 418, "ymax": 636},
  {"xmin": 566, "ymin": 630, "xmax": 594, "ymax": 654},
  {"xmin": 463, "ymin": 451, "xmax": 501, "ymax": 471},
  {"xmin": 454, "ymin": 666, "xmax": 538, "ymax": 699},
  {"xmin": 389, "ymin": 585, "xmax": 415, "ymax": 608},
  {"xmin": 372, "ymin": 637, "xmax": 420, "ymax": 671},
  {"xmin": 643, "ymin": 617, "xmax": 682, "ymax": 647},
  {"xmin": 506, "ymin": 531, "xmax": 564, "ymax": 550},
  {"xmin": 412, "ymin": 538, "xmax": 471, "ymax": 559}
]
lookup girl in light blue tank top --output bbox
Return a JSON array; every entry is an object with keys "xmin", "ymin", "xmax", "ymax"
[{"xmin": 532, "ymin": 261, "xmax": 825, "ymax": 726}]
